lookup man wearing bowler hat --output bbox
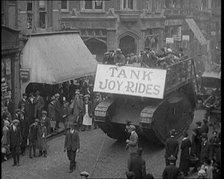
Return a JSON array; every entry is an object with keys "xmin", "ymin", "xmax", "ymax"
[
  {"xmin": 34, "ymin": 91, "xmax": 45, "ymax": 119},
  {"xmin": 9, "ymin": 119, "xmax": 21, "ymax": 166},
  {"xmin": 64, "ymin": 123, "xmax": 80, "ymax": 173}
]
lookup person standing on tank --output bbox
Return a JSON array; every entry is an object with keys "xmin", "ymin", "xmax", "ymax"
[{"xmin": 164, "ymin": 129, "xmax": 179, "ymax": 166}]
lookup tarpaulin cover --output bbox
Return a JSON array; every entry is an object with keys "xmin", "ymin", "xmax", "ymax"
[{"xmin": 21, "ymin": 32, "xmax": 97, "ymax": 84}]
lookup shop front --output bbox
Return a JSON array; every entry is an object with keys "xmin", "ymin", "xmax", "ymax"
[{"xmin": 1, "ymin": 26, "xmax": 20, "ymax": 116}]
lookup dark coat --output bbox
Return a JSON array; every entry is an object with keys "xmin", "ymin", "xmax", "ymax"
[
  {"xmin": 37, "ymin": 125, "xmax": 47, "ymax": 151},
  {"xmin": 34, "ymin": 96, "xmax": 45, "ymax": 118},
  {"xmin": 114, "ymin": 54, "xmax": 126, "ymax": 65},
  {"xmin": 128, "ymin": 155, "xmax": 146, "ymax": 179},
  {"xmin": 191, "ymin": 127, "xmax": 203, "ymax": 157},
  {"xmin": 9, "ymin": 125, "xmax": 21, "ymax": 148},
  {"xmin": 27, "ymin": 99, "xmax": 35, "ymax": 125},
  {"xmin": 209, "ymin": 136, "xmax": 220, "ymax": 159},
  {"xmin": 201, "ymin": 124, "xmax": 209, "ymax": 134},
  {"xmin": 165, "ymin": 137, "xmax": 179, "ymax": 159},
  {"xmin": 179, "ymin": 138, "xmax": 191, "ymax": 173},
  {"xmin": 64, "ymin": 130, "xmax": 80, "ymax": 151},
  {"xmin": 28, "ymin": 123, "xmax": 39, "ymax": 143},
  {"xmin": 162, "ymin": 164, "xmax": 180, "ymax": 179},
  {"xmin": 40, "ymin": 117, "xmax": 51, "ymax": 135},
  {"xmin": 54, "ymin": 99, "xmax": 62, "ymax": 122},
  {"xmin": 200, "ymin": 140, "xmax": 210, "ymax": 163}
]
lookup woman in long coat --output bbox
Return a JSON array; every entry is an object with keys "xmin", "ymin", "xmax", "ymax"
[{"xmin": 179, "ymin": 132, "xmax": 191, "ymax": 176}]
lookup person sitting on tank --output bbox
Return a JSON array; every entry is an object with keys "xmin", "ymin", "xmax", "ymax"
[
  {"xmin": 114, "ymin": 48, "xmax": 126, "ymax": 66},
  {"xmin": 102, "ymin": 52, "xmax": 110, "ymax": 64}
]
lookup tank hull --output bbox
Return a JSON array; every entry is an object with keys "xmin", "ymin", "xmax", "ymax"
[{"xmin": 95, "ymin": 83, "xmax": 196, "ymax": 144}]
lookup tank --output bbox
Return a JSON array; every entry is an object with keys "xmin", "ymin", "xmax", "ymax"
[{"xmin": 94, "ymin": 57, "xmax": 196, "ymax": 145}]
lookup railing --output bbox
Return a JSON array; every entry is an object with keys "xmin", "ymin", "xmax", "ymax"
[{"xmin": 165, "ymin": 58, "xmax": 194, "ymax": 95}]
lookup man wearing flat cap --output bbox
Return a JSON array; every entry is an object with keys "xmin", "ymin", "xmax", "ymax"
[
  {"xmin": 162, "ymin": 155, "xmax": 181, "ymax": 179},
  {"xmin": 164, "ymin": 129, "xmax": 179, "ymax": 166},
  {"xmin": 126, "ymin": 125, "xmax": 138, "ymax": 157},
  {"xmin": 64, "ymin": 123, "xmax": 80, "ymax": 173},
  {"xmin": 9, "ymin": 119, "xmax": 21, "ymax": 166}
]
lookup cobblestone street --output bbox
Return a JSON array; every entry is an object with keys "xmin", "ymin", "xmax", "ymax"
[{"xmin": 2, "ymin": 109, "xmax": 216, "ymax": 179}]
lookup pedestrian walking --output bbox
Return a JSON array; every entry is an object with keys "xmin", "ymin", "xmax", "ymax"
[
  {"xmin": 162, "ymin": 156, "xmax": 181, "ymax": 179},
  {"xmin": 34, "ymin": 91, "xmax": 45, "ymax": 119},
  {"xmin": 1, "ymin": 120, "xmax": 10, "ymax": 161},
  {"xmin": 38, "ymin": 121, "xmax": 48, "ymax": 157},
  {"xmin": 82, "ymin": 94, "xmax": 92, "ymax": 131},
  {"xmin": 126, "ymin": 125, "xmax": 138, "ymax": 158},
  {"xmin": 126, "ymin": 148, "xmax": 146, "ymax": 179},
  {"xmin": 164, "ymin": 129, "xmax": 179, "ymax": 166},
  {"xmin": 64, "ymin": 123, "xmax": 80, "ymax": 173},
  {"xmin": 28, "ymin": 119, "xmax": 39, "ymax": 158},
  {"xmin": 9, "ymin": 119, "xmax": 21, "ymax": 166},
  {"xmin": 179, "ymin": 131, "xmax": 191, "ymax": 176},
  {"xmin": 62, "ymin": 98, "xmax": 72, "ymax": 132}
]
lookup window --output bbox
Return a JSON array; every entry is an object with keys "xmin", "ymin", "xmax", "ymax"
[
  {"xmin": 123, "ymin": 0, "xmax": 134, "ymax": 10},
  {"xmin": 39, "ymin": 0, "xmax": 46, "ymax": 28},
  {"xmin": 146, "ymin": 0, "xmax": 153, "ymax": 12},
  {"xmin": 61, "ymin": 0, "xmax": 68, "ymax": 10},
  {"xmin": 27, "ymin": 2, "xmax": 32, "ymax": 29},
  {"xmin": 27, "ymin": 2, "xmax": 32, "ymax": 11},
  {"xmin": 83, "ymin": 0, "xmax": 103, "ymax": 10}
]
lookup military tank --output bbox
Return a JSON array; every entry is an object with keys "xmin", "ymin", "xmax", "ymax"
[{"xmin": 94, "ymin": 57, "xmax": 196, "ymax": 145}]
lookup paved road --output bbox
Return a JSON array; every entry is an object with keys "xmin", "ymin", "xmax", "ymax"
[{"xmin": 2, "ymin": 109, "xmax": 213, "ymax": 179}]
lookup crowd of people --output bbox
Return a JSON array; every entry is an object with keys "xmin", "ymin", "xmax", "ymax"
[
  {"xmin": 102, "ymin": 46, "xmax": 187, "ymax": 69},
  {"xmin": 124, "ymin": 118, "xmax": 221, "ymax": 179},
  {"xmin": 1, "ymin": 76, "xmax": 102, "ymax": 165}
]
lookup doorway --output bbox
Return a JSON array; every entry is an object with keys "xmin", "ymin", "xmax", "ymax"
[{"xmin": 119, "ymin": 35, "xmax": 136, "ymax": 56}]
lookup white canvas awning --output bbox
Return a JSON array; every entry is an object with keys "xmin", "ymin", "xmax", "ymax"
[{"xmin": 21, "ymin": 31, "xmax": 97, "ymax": 85}]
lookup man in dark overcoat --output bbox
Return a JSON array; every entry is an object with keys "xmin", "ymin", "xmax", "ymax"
[
  {"xmin": 64, "ymin": 123, "xmax": 80, "ymax": 173},
  {"xmin": 18, "ymin": 93, "xmax": 29, "ymax": 112},
  {"xmin": 54, "ymin": 93, "xmax": 63, "ymax": 130},
  {"xmin": 179, "ymin": 131, "xmax": 191, "ymax": 176},
  {"xmin": 164, "ymin": 129, "xmax": 179, "ymax": 166},
  {"xmin": 114, "ymin": 48, "xmax": 126, "ymax": 66},
  {"xmin": 28, "ymin": 119, "xmax": 39, "ymax": 158},
  {"xmin": 27, "ymin": 92, "xmax": 35, "ymax": 125},
  {"xmin": 9, "ymin": 119, "xmax": 21, "ymax": 166},
  {"xmin": 200, "ymin": 133, "xmax": 210, "ymax": 165},
  {"xmin": 162, "ymin": 156, "xmax": 181, "ymax": 179},
  {"xmin": 18, "ymin": 110, "xmax": 29, "ymax": 155},
  {"xmin": 208, "ymin": 130, "xmax": 220, "ymax": 160},
  {"xmin": 127, "ymin": 148, "xmax": 146, "ymax": 179},
  {"xmin": 191, "ymin": 121, "xmax": 203, "ymax": 158},
  {"xmin": 34, "ymin": 91, "xmax": 45, "ymax": 119}
]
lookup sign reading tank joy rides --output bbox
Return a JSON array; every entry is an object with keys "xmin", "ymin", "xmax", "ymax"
[{"xmin": 94, "ymin": 64, "xmax": 167, "ymax": 99}]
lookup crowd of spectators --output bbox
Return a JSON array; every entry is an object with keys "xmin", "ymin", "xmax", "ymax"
[
  {"xmin": 1, "ymin": 75, "xmax": 102, "ymax": 163},
  {"xmin": 102, "ymin": 46, "xmax": 187, "ymax": 69}
]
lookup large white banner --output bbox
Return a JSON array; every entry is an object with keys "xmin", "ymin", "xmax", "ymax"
[{"xmin": 93, "ymin": 64, "xmax": 167, "ymax": 99}]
